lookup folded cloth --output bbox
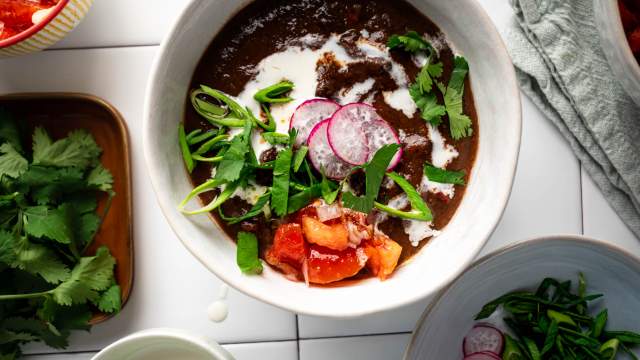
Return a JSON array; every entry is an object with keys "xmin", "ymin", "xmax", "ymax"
[{"xmin": 507, "ymin": 0, "xmax": 640, "ymax": 238}]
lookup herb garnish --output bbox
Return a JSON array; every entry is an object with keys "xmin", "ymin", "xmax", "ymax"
[
  {"xmin": 424, "ymin": 163, "xmax": 466, "ymax": 185},
  {"xmin": 271, "ymin": 147, "xmax": 293, "ymax": 217},
  {"xmin": 254, "ymin": 81, "xmax": 294, "ymax": 104},
  {"xmin": 0, "ymin": 110, "xmax": 120, "ymax": 357},
  {"xmin": 342, "ymin": 144, "xmax": 399, "ymax": 213},
  {"xmin": 388, "ymin": 31, "xmax": 434, "ymax": 54},
  {"xmin": 374, "ymin": 172, "xmax": 433, "ymax": 221},
  {"xmin": 214, "ymin": 119, "xmax": 253, "ymax": 183},
  {"xmin": 437, "ymin": 56, "xmax": 473, "ymax": 140},
  {"xmin": 476, "ymin": 274, "xmax": 640, "ymax": 359},
  {"xmin": 236, "ymin": 232, "xmax": 263, "ymax": 274},
  {"xmin": 191, "ymin": 86, "xmax": 248, "ymax": 128},
  {"xmin": 262, "ymin": 132, "xmax": 290, "ymax": 145}
]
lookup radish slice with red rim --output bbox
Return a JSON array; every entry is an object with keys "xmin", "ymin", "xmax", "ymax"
[
  {"xmin": 307, "ymin": 119, "xmax": 353, "ymax": 179},
  {"xmin": 327, "ymin": 103, "xmax": 375, "ymax": 165},
  {"xmin": 463, "ymin": 324, "xmax": 504, "ymax": 356},
  {"xmin": 363, "ymin": 119, "xmax": 402, "ymax": 169},
  {"xmin": 290, "ymin": 99, "xmax": 340, "ymax": 148},
  {"xmin": 464, "ymin": 352, "xmax": 502, "ymax": 360}
]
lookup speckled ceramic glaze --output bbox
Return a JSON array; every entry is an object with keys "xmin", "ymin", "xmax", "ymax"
[
  {"xmin": 143, "ymin": 0, "xmax": 521, "ymax": 317},
  {"xmin": 594, "ymin": 0, "xmax": 640, "ymax": 106},
  {"xmin": 405, "ymin": 235, "xmax": 640, "ymax": 359}
]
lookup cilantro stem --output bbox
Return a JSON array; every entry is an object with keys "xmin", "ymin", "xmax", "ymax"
[
  {"xmin": 179, "ymin": 124, "xmax": 195, "ymax": 173},
  {"xmin": 191, "ymin": 155, "xmax": 224, "ymax": 163},
  {"xmin": 0, "ymin": 291, "xmax": 51, "ymax": 301},
  {"xmin": 193, "ymin": 135, "xmax": 229, "ymax": 156},
  {"xmin": 373, "ymin": 201, "xmax": 432, "ymax": 221}
]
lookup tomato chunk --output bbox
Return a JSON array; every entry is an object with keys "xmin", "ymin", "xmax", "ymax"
[
  {"xmin": 364, "ymin": 234, "xmax": 402, "ymax": 280},
  {"xmin": 306, "ymin": 245, "xmax": 366, "ymax": 284},
  {"xmin": 265, "ymin": 223, "xmax": 307, "ymax": 278},
  {"xmin": 301, "ymin": 216, "xmax": 349, "ymax": 251}
]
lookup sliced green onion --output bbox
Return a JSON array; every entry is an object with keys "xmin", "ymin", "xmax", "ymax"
[
  {"xmin": 191, "ymin": 154, "xmax": 224, "ymax": 163},
  {"xmin": 179, "ymin": 123, "xmax": 195, "ymax": 173},
  {"xmin": 374, "ymin": 172, "xmax": 433, "ymax": 221},
  {"xmin": 254, "ymin": 81, "xmax": 294, "ymax": 104},
  {"xmin": 193, "ymin": 134, "xmax": 230, "ymax": 155},
  {"xmin": 191, "ymin": 86, "xmax": 247, "ymax": 128},
  {"xmin": 186, "ymin": 129, "xmax": 203, "ymax": 143},
  {"xmin": 188, "ymin": 130, "xmax": 218, "ymax": 146},
  {"xmin": 178, "ymin": 179, "xmax": 237, "ymax": 215},
  {"xmin": 247, "ymin": 106, "xmax": 276, "ymax": 132}
]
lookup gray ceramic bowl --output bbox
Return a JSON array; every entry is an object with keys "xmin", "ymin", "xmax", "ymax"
[
  {"xmin": 595, "ymin": 0, "xmax": 640, "ymax": 106},
  {"xmin": 405, "ymin": 235, "xmax": 640, "ymax": 359}
]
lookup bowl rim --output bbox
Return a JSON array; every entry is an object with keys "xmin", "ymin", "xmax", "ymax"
[
  {"xmin": 403, "ymin": 234, "xmax": 640, "ymax": 359},
  {"xmin": 0, "ymin": 0, "xmax": 71, "ymax": 49},
  {"xmin": 143, "ymin": 0, "xmax": 523, "ymax": 317}
]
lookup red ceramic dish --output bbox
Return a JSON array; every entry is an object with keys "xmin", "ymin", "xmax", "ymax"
[{"xmin": 0, "ymin": 0, "xmax": 68, "ymax": 49}]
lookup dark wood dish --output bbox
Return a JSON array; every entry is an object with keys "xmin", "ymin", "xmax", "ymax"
[{"xmin": 0, "ymin": 93, "xmax": 133, "ymax": 324}]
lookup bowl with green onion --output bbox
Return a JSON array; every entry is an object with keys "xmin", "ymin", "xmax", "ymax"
[
  {"xmin": 143, "ymin": 0, "xmax": 521, "ymax": 317},
  {"xmin": 405, "ymin": 235, "xmax": 640, "ymax": 359}
]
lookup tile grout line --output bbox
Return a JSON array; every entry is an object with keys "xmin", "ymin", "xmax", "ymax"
[
  {"xmin": 295, "ymin": 314, "xmax": 301, "ymax": 360},
  {"xmin": 299, "ymin": 331, "xmax": 413, "ymax": 341}
]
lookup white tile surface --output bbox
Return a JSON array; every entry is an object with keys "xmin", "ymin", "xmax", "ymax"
[
  {"xmin": 52, "ymin": 0, "xmax": 191, "ymax": 49},
  {"xmin": 0, "ymin": 47, "xmax": 296, "ymax": 353},
  {"xmin": 300, "ymin": 334, "xmax": 410, "ymax": 360},
  {"xmin": 23, "ymin": 341, "xmax": 298, "ymax": 360},
  {"xmin": 582, "ymin": 168, "xmax": 640, "ymax": 252}
]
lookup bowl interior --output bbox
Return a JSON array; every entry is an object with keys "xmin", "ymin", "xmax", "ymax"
[
  {"xmin": 405, "ymin": 236, "xmax": 640, "ymax": 359},
  {"xmin": 143, "ymin": 0, "xmax": 521, "ymax": 317}
]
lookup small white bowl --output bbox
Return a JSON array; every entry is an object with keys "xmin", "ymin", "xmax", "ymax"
[
  {"xmin": 594, "ymin": 0, "xmax": 640, "ymax": 106},
  {"xmin": 91, "ymin": 328, "xmax": 234, "ymax": 360},
  {"xmin": 143, "ymin": 0, "xmax": 521, "ymax": 317},
  {"xmin": 405, "ymin": 235, "xmax": 640, "ymax": 359}
]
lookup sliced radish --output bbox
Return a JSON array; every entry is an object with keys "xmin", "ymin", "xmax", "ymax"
[
  {"xmin": 290, "ymin": 99, "xmax": 341, "ymax": 147},
  {"xmin": 327, "ymin": 103, "xmax": 375, "ymax": 165},
  {"xmin": 363, "ymin": 120, "xmax": 403, "ymax": 169},
  {"xmin": 464, "ymin": 352, "xmax": 502, "ymax": 360},
  {"xmin": 307, "ymin": 119, "xmax": 353, "ymax": 179},
  {"xmin": 463, "ymin": 324, "xmax": 504, "ymax": 356}
]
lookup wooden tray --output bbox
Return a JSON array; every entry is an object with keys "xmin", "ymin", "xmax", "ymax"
[{"xmin": 0, "ymin": 93, "xmax": 133, "ymax": 324}]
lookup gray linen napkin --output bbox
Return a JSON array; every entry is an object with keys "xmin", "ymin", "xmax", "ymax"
[{"xmin": 507, "ymin": 0, "xmax": 640, "ymax": 238}]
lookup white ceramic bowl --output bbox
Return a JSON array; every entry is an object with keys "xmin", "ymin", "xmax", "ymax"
[
  {"xmin": 91, "ymin": 328, "xmax": 234, "ymax": 360},
  {"xmin": 143, "ymin": 0, "xmax": 521, "ymax": 317},
  {"xmin": 405, "ymin": 235, "xmax": 640, "ymax": 359},
  {"xmin": 594, "ymin": 0, "xmax": 640, "ymax": 106}
]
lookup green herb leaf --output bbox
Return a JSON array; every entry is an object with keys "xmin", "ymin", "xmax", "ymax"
[
  {"xmin": 23, "ymin": 205, "xmax": 74, "ymax": 244},
  {"xmin": 342, "ymin": 144, "xmax": 399, "ymax": 213},
  {"xmin": 410, "ymin": 85, "xmax": 446, "ymax": 126},
  {"xmin": 87, "ymin": 164, "xmax": 114, "ymax": 192},
  {"xmin": 271, "ymin": 148, "xmax": 293, "ymax": 217},
  {"xmin": 387, "ymin": 31, "xmax": 433, "ymax": 54},
  {"xmin": 254, "ymin": 81, "xmax": 294, "ymax": 104},
  {"xmin": 374, "ymin": 172, "xmax": 433, "ymax": 221},
  {"xmin": 262, "ymin": 132, "xmax": 290, "ymax": 145},
  {"xmin": 292, "ymin": 146, "xmax": 308, "ymax": 173},
  {"xmin": 287, "ymin": 184, "xmax": 322, "ymax": 214},
  {"xmin": 321, "ymin": 175, "xmax": 341, "ymax": 205},
  {"xmin": 438, "ymin": 56, "xmax": 473, "ymax": 140},
  {"xmin": 236, "ymin": 232, "xmax": 263, "ymax": 274},
  {"xmin": 0, "ymin": 231, "xmax": 70, "ymax": 284},
  {"xmin": 424, "ymin": 163, "xmax": 466, "ymax": 185},
  {"xmin": 214, "ymin": 120, "xmax": 252, "ymax": 183},
  {"xmin": 96, "ymin": 284, "xmax": 121, "ymax": 313},
  {"xmin": 50, "ymin": 246, "xmax": 116, "ymax": 306},
  {"xmin": 179, "ymin": 123, "xmax": 195, "ymax": 173},
  {"xmin": 415, "ymin": 61, "xmax": 443, "ymax": 94},
  {"xmin": 0, "ymin": 143, "xmax": 28, "ymax": 179},
  {"xmin": 0, "ymin": 108, "xmax": 23, "ymax": 152},
  {"xmin": 32, "ymin": 128, "xmax": 101, "ymax": 169}
]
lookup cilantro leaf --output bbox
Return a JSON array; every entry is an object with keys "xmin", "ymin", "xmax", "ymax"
[
  {"xmin": 18, "ymin": 167, "xmax": 85, "ymax": 205},
  {"xmin": 1, "ymin": 317, "xmax": 69, "ymax": 349},
  {"xmin": 388, "ymin": 31, "xmax": 433, "ymax": 53},
  {"xmin": 0, "ymin": 232, "xmax": 70, "ymax": 284},
  {"xmin": 0, "ymin": 144, "xmax": 28, "ymax": 179},
  {"xmin": 214, "ymin": 120, "xmax": 252, "ymax": 183},
  {"xmin": 424, "ymin": 163, "xmax": 466, "ymax": 185},
  {"xmin": 50, "ymin": 246, "xmax": 116, "ymax": 306},
  {"xmin": 321, "ymin": 174, "xmax": 341, "ymax": 205},
  {"xmin": 236, "ymin": 232, "xmax": 263, "ymax": 274},
  {"xmin": 438, "ymin": 56, "xmax": 473, "ymax": 140},
  {"xmin": 342, "ymin": 144, "xmax": 399, "ymax": 213},
  {"xmin": 23, "ymin": 205, "xmax": 74, "ymax": 244},
  {"xmin": 271, "ymin": 148, "xmax": 292, "ymax": 217},
  {"xmin": 415, "ymin": 61, "xmax": 443, "ymax": 94},
  {"xmin": 287, "ymin": 184, "xmax": 322, "ymax": 214},
  {"xmin": 0, "ymin": 108, "xmax": 23, "ymax": 152},
  {"xmin": 375, "ymin": 172, "xmax": 433, "ymax": 221},
  {"xmin": 32, "ymin": 128, "xmax": 101, "ymax": 169},
  {"xmin": 96, "ymin": 284, "xmax": 121, "ymax": 313},
  {"xmin": 87, "ymin": 164, "xmax": 114, "ymax": 192},
  {"xmin": 410, "ymin": 84, "xmax": 446, "ymax": 125}
]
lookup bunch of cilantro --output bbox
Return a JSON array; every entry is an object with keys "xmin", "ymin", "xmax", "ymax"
[{"xmin": 0, "ymin": 109, "xmax": 120, "ymax": 359}]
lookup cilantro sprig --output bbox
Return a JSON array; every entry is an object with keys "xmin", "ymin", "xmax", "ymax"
[
  {"xmin": 437, "ymin": 56, "xmax": 473, "ymax": 140},
  {"xmin": 0, "ymin": 109, "xmax": 120, "ymax": 357},
  {"xmin": 424, "ymin": 163, "xmax": 466, "ymax": 185},
  {"xmin": 388, "ymin": 31, "xmax": 434, "ymax": 54}
]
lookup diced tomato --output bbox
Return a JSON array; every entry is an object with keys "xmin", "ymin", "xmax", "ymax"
[
  {"xmin": 301, "ymin": 216, "xmax": 349, "ymax": 251},
  {"xmin": 265, "ymin": 223, "xmax": 307, "ymax": 278},
  {"xmin": 364, "ymin": 234, "xmax": 402, "ymax": 280},
  {"xmin": 306, "ymin": 245, "xmax": 366, "ymax": 284}
]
